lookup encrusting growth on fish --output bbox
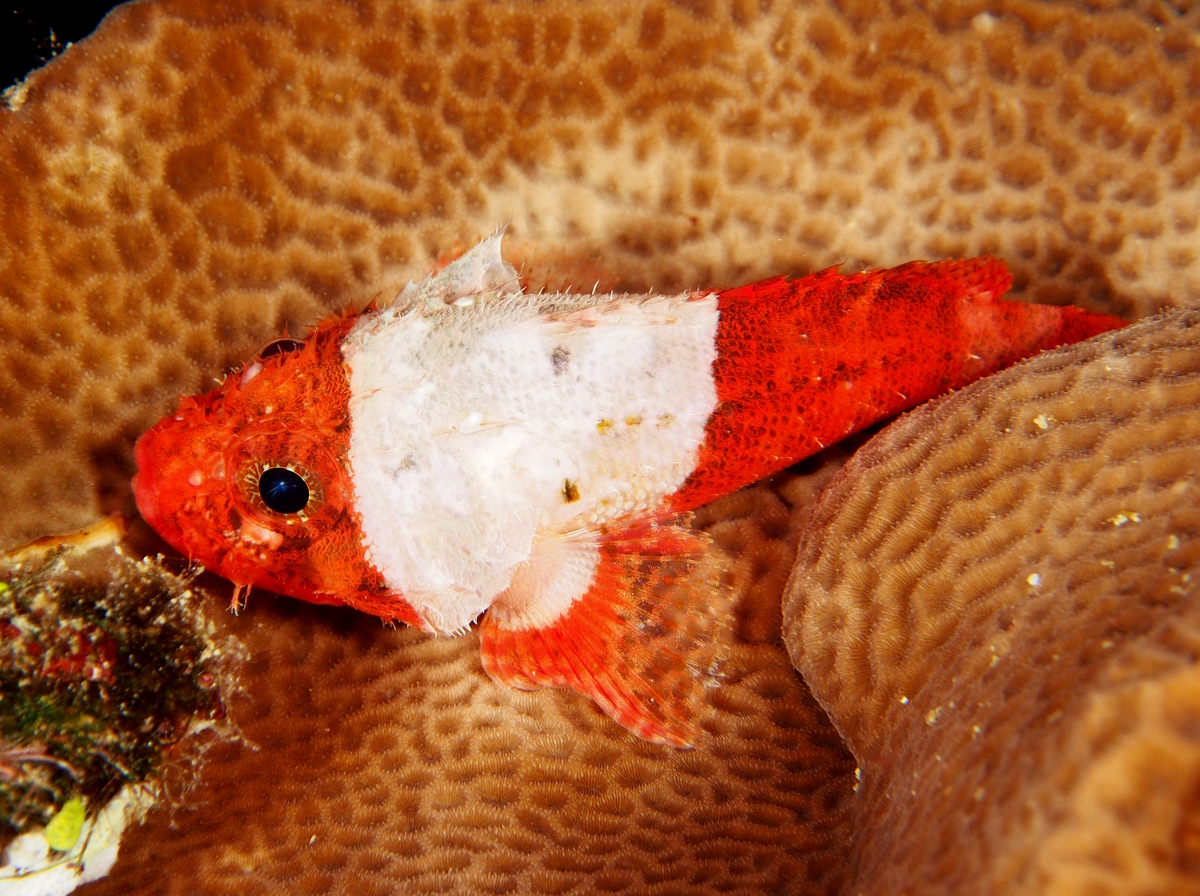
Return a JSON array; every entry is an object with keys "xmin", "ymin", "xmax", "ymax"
[{"xmin": 131, "ymin": 234, "xmax": 1125, "ymax": 746}]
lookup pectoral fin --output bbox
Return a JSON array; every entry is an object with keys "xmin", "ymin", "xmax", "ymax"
[{"xmin": 480, "ymin": 519, "xmax": 730, "ymax": 747}]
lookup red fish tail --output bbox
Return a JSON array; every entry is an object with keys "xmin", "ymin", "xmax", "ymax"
[
  {"xmin": 956, "ymin": 289, "xmax": 1126, "ymax": 385},
  {"xmin": 1044, "ymin": 303, "xmax": 1128, "ymax": 345},
  {"xmin": 670, "ymin": 257, "xmax": 1127, "ymax": 511}
]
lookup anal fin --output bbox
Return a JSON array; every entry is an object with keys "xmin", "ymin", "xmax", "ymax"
[{"xmin": 480, "ymin": 519, "xmax": 731, "ymax": 747}]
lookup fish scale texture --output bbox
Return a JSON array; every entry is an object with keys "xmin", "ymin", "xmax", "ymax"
[
  {"xmin": 3, "ymin": 0, "xmax": 1200, "ymax": 547},
  {"xmin": 673, "ymin": 258, "xmax": 1122, "ymax": 509},
  {"xmin": 81, "ymin": 470, "xmax": 857, "ymax": 896},
  {"xmin": 784, "ymin": 310, "xmax": 1200, "ymax": 895}
]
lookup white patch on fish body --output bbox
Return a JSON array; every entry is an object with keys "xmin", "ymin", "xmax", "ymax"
[{"xmin": 342, "ymin": 284, "xmax": 720, "ymax": 633}]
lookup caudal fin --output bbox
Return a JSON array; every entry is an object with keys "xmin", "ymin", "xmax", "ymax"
[
  {"xmin": 956, "ymin": 282, "xmax": 1126, "ymax": 383},
  {"xmin": 1044, "ymin": 303, "xmax": 1128, "ymax": 344}
]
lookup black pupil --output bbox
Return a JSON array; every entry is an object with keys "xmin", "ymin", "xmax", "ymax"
[{"xmin": 259, "ymin": 468, "xmax": 310, "ymax": 514}]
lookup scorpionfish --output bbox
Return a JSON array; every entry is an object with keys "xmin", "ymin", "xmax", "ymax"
[{"xmin": 133, "ymin": 234, "xmax": 1124, "ymax": 746}]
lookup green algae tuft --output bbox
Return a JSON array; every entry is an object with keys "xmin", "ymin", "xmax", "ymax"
[{"xmin": 0, "ymin": 519, "xmax": 236, "ymax": 841}]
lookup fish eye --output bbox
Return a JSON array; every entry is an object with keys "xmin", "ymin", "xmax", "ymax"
[
  {"xmin": 257, "ymin": 337, "xmax": 306, "ymax": 359},
  {"xmin": 258, "ymin": 467, "xmax": 310, "ymax": 514}
]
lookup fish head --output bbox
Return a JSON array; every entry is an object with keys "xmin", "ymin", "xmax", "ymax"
[{"xmin": 132, "ymin": 320, "xmax": 386, "ymax": 609}]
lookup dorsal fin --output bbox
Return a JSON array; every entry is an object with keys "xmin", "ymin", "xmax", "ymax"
[{"xmin": 389, "ymin": 226, "xmax": 522, "ymax": 311}]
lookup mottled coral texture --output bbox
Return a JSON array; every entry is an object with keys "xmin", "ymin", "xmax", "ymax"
[
  {"xmin": 785, "ymin": 311, "xmax": 1200, "ymax": 895},
  {"xmin": 2, "ymin": 0, "xmax": 1199, "ymax": 547}
]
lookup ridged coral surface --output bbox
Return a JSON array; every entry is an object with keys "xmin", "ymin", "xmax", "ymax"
[
  {"xmin": 2, "ymin": 0, "xmax": 1199, "ymax": 546},
  {"xmin": 80, "ymin": 470, "xmax": 856, "ymax": 896},
  {"xmin": 784, "ymin": 311, "xmax": 1200, "ymax": 895}
]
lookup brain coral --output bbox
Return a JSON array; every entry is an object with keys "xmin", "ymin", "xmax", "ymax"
[
  {"xmin": 1, "ymin": 0, "xmax": 1199, "ymax": 547},
  {"xmin": 784, "ymin": 310, "xmax": 1200, "ymax": 895}
]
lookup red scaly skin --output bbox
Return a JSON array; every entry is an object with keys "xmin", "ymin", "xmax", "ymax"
[
  {"xmin": 133, "ymin": 258, "xmax": 1125, "ymax": 617},
  {"xmin": 132, "ymin": 314, "xmax": 422, "ymax": 627},
  {"xmin": 669, "ymin": 258, "xmax": 1126, "ymax": 510}
]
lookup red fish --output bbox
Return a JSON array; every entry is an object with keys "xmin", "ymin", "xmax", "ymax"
[{"xmin": 132, "ymin": 234, "xmax": 1124, "ymax": 746}]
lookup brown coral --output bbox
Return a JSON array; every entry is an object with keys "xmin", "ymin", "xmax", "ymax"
[
  {"xmin": 2, "ymin": 0, "xmax": 1199, "ymax": 547},
  {"xmin": 784, "ymin": 310, "xmax": 1200, "ymax": 895}
]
